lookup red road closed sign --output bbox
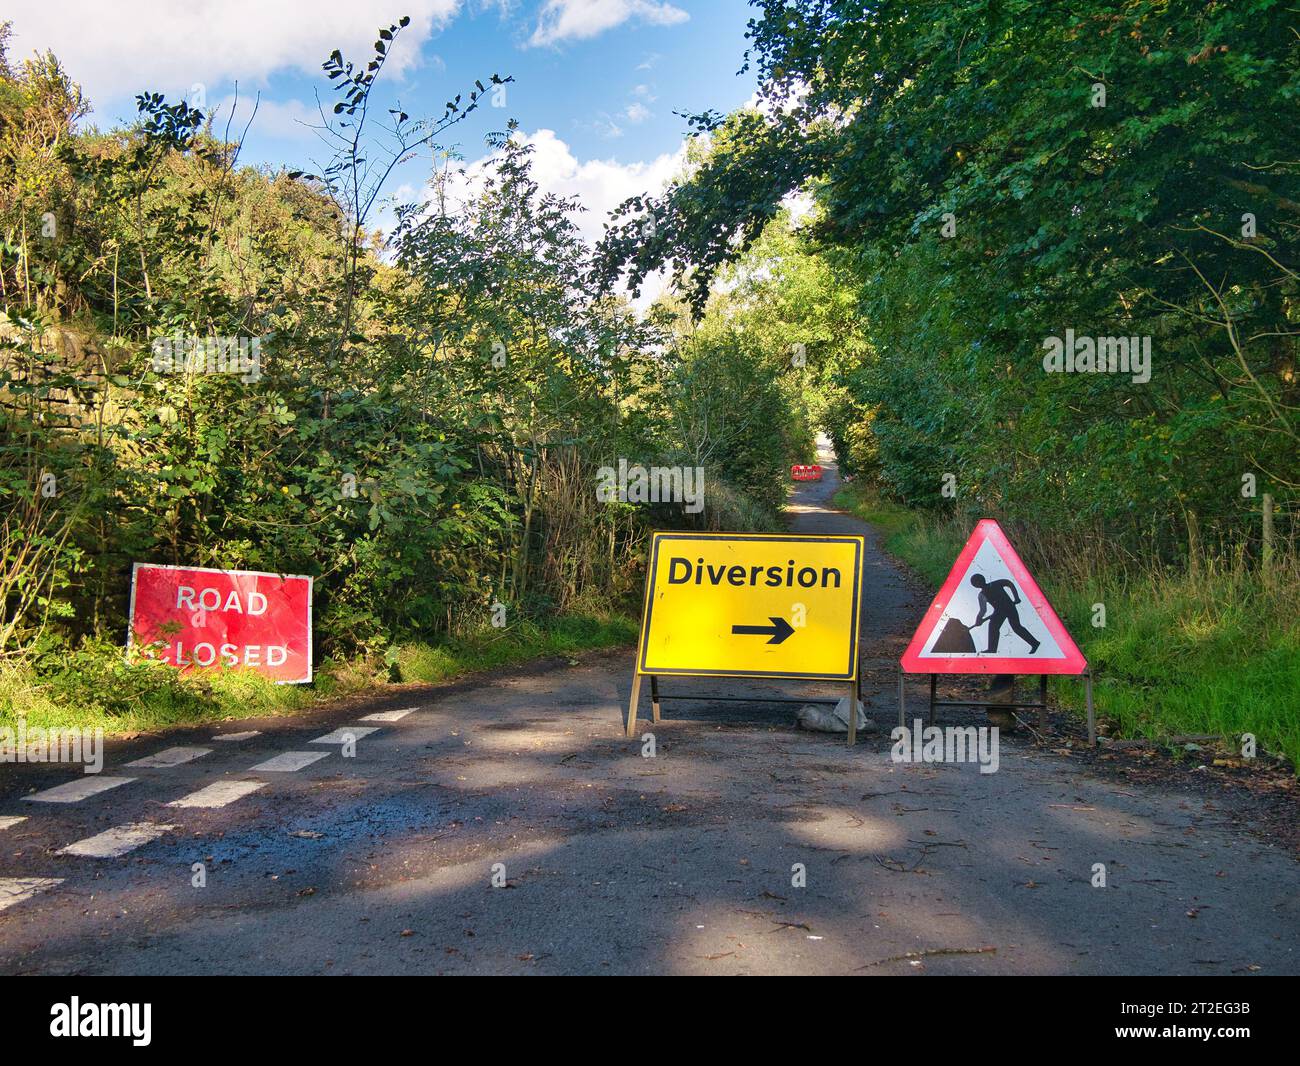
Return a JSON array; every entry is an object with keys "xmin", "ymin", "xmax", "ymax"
[
  {"xmin": 791, "ymin": 464, "xmax": 823, "ymax": 481},
  {"xmin": 128, "ymin": 563, "xmax": 313, "ymax": 684}
]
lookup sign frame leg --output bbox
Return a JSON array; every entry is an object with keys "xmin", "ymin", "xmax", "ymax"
[
  {"xmin": 649, "ymin": 674, "xmax": 662, "ymax": 724},
  {"xmin": 846, "ymin": 674, "xmax": 859, "ymax": 747},
  {"xmin": 1085, "ymin": 670, "xmax": 1096, "ymax": 746},
  {"xmin": 898, "ymin": 666, "xmax": 905, "ymax": 731},
  {"xmin": 626, "ymin": 672, "xmax": 643, "ymax": 738}
]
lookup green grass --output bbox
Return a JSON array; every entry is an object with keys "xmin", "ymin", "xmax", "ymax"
[
  {"xmin": 391, "ymin": 612, "xmax": 639, "ymax": 683},
  {"xmin": 835, "ymin": 484, "xmax": 1300, "ymax": 768},
  {"xmin": 0, "ymin": 610, "xmax": 638, "ymax": 736}
]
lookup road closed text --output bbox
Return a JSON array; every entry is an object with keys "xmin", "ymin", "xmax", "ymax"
[
  {"xmin": 128, "ymin": 563, "xmax": 313, "ymax": 683},
  {"xmin": 172, "ymin": 641, "xmax": 289, "ymax": 668},
  {"xmin": 175, "ymin": 585, "xmax": 269, "ymax": 615},
  {"xmin": 168, "ymin": 583, "xmax": 288, "ymax": 666}
]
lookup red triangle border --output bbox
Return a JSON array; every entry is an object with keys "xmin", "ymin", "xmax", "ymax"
[{"xmin": 900, "ymin": 519, "xmax": 1087, "ymax": 675}]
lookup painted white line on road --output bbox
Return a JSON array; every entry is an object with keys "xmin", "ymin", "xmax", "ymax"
[
  {"xmin": 21, "ymin": 776, "xmax": 135, "ymax": 804},
  {"xmin": 212, "ymin": 731, "xmax": 261, "ymax": 742},
  {"xmin": 360, "ymin": 708, "xmax": 415, "ymax": 722},
  {"xmin": 0, "ymin": 816, "xmax": 26, "ymax": 831},
  {"xmin": 167, "ymin": 780, "xmax": 267, "ymax": 809},
  {"xmin": 126, "ymin": 746, "xmax": 212, "ymax": 769},
  {"xmin": 311, "ymin": 727, "xmax": 379, "ymax": 744},
  {"xmin": 58, "ymin": 822, "xmax": 178, "ymax": 859},
  {"xmin": 249, "ymin": 751, "xmax": 330, "ymax": 772},
  {"xmin": 0, "ymin": 877, "xmax": 62, "ymax": 912}
]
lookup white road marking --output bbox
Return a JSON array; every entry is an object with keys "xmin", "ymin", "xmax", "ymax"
[
  {"xmin": 360, "ymin": 708, "xmax": 415, "ymax": 722},
  {"xmin": 0, "ymin": 877, "xmax": 62, "ymax": 912},
  {"xmin": 22, "ymin": 776, "xmax": 135, "ymax": 804},
  {"xmin": 58, "ymin": 822, "xmax": 178, "ymax": 859},
  {"xmin": 249, "ymin": 751, "xmax": 330, "ymax": 772},
  {"xmin": 310, "ymin": 726, "xmax": 379, "ymax": 744},
  {"xmin": 0, "ymin": 816, "xmax": 26, "ymax": 831},
  {"xmin": 125, "ymin": 746, "xmax": 212, "ymax": 768},
  {"xmin": 212, "ymin": 731, "xmax": 261, "ymax": 742},
  {"xmin": 167, "ymin": 780, "xmax": 267, "ymax": 809}
]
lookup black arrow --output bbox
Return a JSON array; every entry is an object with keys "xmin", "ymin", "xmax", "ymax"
[{"xmin": 731, "ymin": 616, "xmax": 795, "ymax": 645}]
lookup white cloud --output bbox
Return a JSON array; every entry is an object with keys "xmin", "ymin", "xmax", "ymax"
[
  {"xmin": 448, "ymin": 127, "xmax": 688, "ymax": 309},
  {"xmin": 529, "ymin": 0, "xmax": 688, "ymax": 48},
  {"xmin": 4, "ymin": 0, "xmax": 460, "ymax": 107},
  {"xmin": 622, "ymin": 101, "xmax": 652, "ymax": 124},
  {"xmin": 455, "ymin": 127, "xmax": 684, "ymax": 246}
]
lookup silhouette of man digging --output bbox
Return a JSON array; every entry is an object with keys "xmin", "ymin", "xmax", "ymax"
[
  {"xmin": 929, "ymin": 573, "xmax": 1042, "ymax": 654},
  {"xmin": 969, "ymin": 573, "xmax": 1039, "ymax": 654}
]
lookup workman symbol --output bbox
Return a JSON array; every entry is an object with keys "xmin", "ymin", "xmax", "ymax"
[
  {"xmin": 901, "ymin": 520, "xmax": 1089, "ymax": 676},
  {"xmin": 968, "ymin": 573, "xmax": 1039, "ymax": 654},
  {"xmin": 929, "ymin": 572, "xmax": 1042, "ymax": 655}
]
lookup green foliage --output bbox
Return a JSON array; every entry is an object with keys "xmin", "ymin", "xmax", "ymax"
[
  {"xmin": 393, "ymin": 610, "xmax": 639, "ymax": 683},
  {"xmin": 598, "ymin": 0, "xmax": 1299, "ymax": 560},
  {"xmin": 663, "ymin": 338, "xmax": 790, "ymax": 514},
  {"xmin": 0, "ymin": 26, "xmax": 807, "ymax": 728},
  {"xmin": 651, "ymin": 213, "xmax": 868, "ymax": 505}
]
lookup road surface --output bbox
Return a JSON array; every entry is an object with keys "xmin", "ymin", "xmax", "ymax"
[{"xmin": 1, "ymin": 444, "xmax": 1296, "ymax": 975}]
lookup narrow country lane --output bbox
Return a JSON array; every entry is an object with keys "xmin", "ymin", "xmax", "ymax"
[{"xmin": 0, "ymin": 443, "xmax": 1295, "ymax": 976}]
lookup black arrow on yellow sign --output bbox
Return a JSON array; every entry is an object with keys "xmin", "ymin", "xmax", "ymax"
[{"xmin": 731, "ymin": 616, "xmax": 795, "ymax": 645}]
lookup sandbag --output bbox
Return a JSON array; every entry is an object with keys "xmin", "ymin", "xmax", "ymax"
[{"xmin": 797, "ymin": 696, "xmax": 875, "ymax": 733}]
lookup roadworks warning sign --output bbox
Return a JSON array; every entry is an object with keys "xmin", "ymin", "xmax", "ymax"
[
  {"xmin": 900, "ymin": 520, "xmax": 1086, "ymax": 675},
  {"xmin": 635, "ymin": 532, "xmax": 865, "ymax": 680}
]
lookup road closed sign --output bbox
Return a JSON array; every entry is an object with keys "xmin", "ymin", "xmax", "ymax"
[
  {"xmin": 128, "ymin": 563, "xmax": 313, "ymax": 683},
  {"xmin": 635, "ymin": 532, "xmax": 865, "ymax": 680}
]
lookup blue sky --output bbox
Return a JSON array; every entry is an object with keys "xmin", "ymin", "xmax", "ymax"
[{"xmin": 8, "ymin": 1, "xmax": 762, "ymax": 235}]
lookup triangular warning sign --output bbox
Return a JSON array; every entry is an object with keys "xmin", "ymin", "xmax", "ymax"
[{"xmin": 900, "ymin": 520, "xmax": 1087, "ymax": 675}]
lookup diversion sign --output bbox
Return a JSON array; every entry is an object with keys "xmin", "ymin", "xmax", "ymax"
[{"xmin": 635, "ymin": 532, "xmax": 865, "ymax": 680}]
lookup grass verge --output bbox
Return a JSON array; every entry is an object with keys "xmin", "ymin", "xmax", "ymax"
[
  {"xmin": 0, "ymin": 609, "xmax": 638, "ymax": 736},
  {"xmin": 835, "ymin": 483, "xmax": 1300, "ymax": 768}
]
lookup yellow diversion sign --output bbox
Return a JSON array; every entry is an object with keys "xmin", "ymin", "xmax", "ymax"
[{"xmin": 627, "ymin": 532, "xmax": 867, "ymax": 742}]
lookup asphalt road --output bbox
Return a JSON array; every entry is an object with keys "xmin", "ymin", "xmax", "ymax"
[{"xmin": 1, "ymin": 444, "xmax": 1296, "ymax": 975}]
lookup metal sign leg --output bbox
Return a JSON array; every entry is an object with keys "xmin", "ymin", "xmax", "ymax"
[
  {"xmin": 898, "ymin": 666, "xmax": 905, "ymax": 731},
  {"xmin": 847, "ymin": 675, "xmax": 859, "ymax": 747},
  {"xmin": 1085, "ymin": 670, "xmax": 1096, "ymax": 746},
  {"xmin": 649, "ymin": 674, "xmax": 662, "ymax": 724},
  {"xmin": 626, "ymin": 673, "xmax": 643, "ymax": 738}
]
